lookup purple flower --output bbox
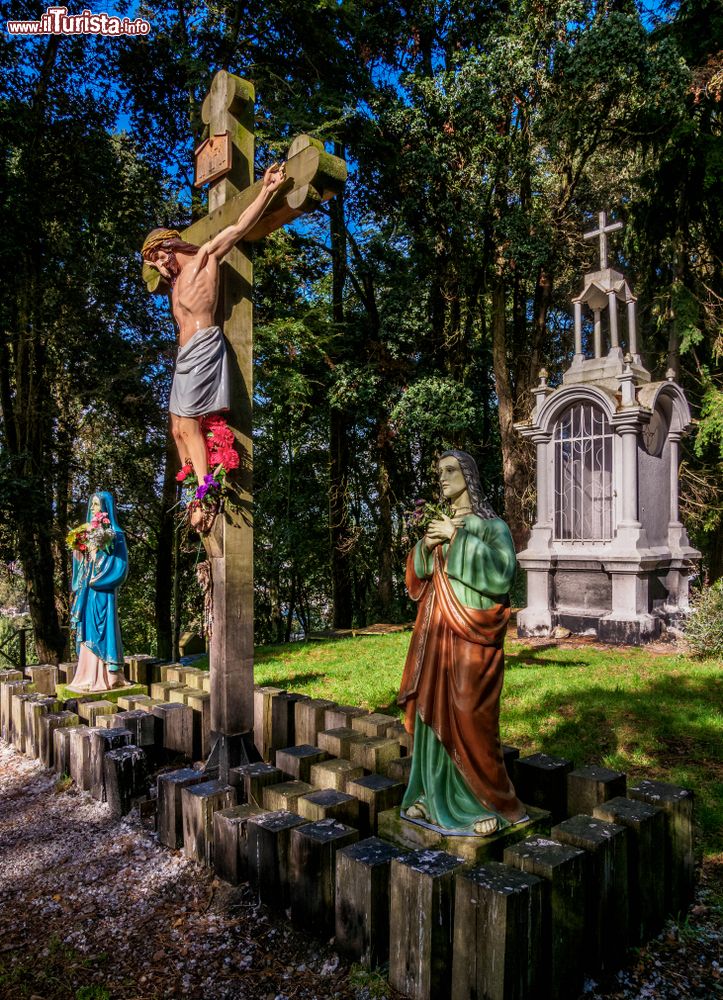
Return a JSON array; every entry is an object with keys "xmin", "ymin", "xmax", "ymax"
[
  {"xmin": 195, "ymin": 484, "xmax": 210, "ymax": 500},
  {"xmin": 203, "ymin": 474, "xmax": 219, "ymax": 488}
]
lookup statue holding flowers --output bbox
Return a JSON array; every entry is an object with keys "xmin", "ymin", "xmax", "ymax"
[
  {"xmin": 67, "ymin": 492, "xmax": 129, "ymax": 692},
  {"xmin": 399, "ymin": 451, "xmax": 526, "ymax": 836}
]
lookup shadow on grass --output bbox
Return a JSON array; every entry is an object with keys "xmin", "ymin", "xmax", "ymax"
[
  {"xmin": 255, "ymin": 671, "xmax": 327, "ymax": 688},
  {"xmin": 506, "ymin": 647, "xmax": 593, "ymax": 669}
]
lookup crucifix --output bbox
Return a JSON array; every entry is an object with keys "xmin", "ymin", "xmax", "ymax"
[
  {"xmin": 142, "ymin": 71, "xmax": 347, "ymax": 774},
  {"xmin": 583, "ymin": 209, "xmax": 623, "ymax": 270}
]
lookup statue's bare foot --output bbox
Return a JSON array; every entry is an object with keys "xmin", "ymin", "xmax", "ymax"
[
  {"xmin": 474, "ymin": 817, "xmax": 499, "ymax": 836},
  {"xmin": 109, "ymin": 671, "xmax": 127, "ymax": 689},
  {"xmin": 405, "ymin": 801, "xmax": 429, "ymax": 821}
]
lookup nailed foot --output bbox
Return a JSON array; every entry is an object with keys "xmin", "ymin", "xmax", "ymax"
[
  {"xmin": 189, "ymin": 501, "xmax": 218, "ymax": 535},
  {"xmin": 109, "ymin": 670, "xmax": 127, "ymax": 689}
]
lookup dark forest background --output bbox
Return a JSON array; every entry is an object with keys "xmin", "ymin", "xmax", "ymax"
[{"xmin": 1, "ymin": 0, "xmax": 721, "ymax": 662}]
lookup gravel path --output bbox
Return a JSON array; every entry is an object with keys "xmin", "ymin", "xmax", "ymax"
[{"xmin": 0, "ymin": 742, "xmax": 720, "ymax": 1000}]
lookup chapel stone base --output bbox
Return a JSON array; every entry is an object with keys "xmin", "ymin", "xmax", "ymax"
[{"xmin": 377, "ymin": 805, "xmax": 551, "ymax": 864}]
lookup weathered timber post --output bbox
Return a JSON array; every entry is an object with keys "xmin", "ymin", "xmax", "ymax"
[{"xmin": 143, "ymin": 71, "xmax": 346, "ymax": 777}]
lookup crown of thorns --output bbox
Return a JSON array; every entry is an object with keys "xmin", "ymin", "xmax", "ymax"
[{"xmin": 141, "ymin": 228, "xmax": 182, "ymax": 259}]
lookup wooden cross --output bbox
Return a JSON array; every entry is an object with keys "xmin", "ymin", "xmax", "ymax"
[
  {"xmin": 583, "ymin": 210, "xmax": 623, "ymax": 270},
  {"xmin": 143, "ymin": 71, "xmax": 346, "ymax": 773}
]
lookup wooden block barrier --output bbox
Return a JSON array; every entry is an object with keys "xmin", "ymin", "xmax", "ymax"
[
  {"xmin": 229, "ymin": 761, "xmax": 283, "ymax": 807},
  {"xmin": 594, "ymin": 795, "xmax": 666, "ymax": 944},
  {"xmin": 628, "ymin": 779, "xmax": 694, "ymax": 916},
  {"xmin": 247, "ymin": 809, "xmax": 306, "ymax": 909},
  {"xmin": 324, "ymin": 704, "xmax": 367, "ymax": 730},
  {"xmin": 389, "ymin": 849, "xmax": 465, "ymax": 1000},
  {"xmin": 451, "ymin": 861, "xmax": 544, "ymax": 1000},
  {"xmin": 289, "ymin": 819, "xmax": 359, "ymax": 936},
  {"xmin": 39, "ymin": 711, "xmax": 78, "ymax": 769},
  {"xmin": 275, "ymin": 744, "xmax": 328, "ymax": 782},
  {"xmin": 181, "ymin": 779, "xmax": 236, "ymax": 866},
  {"xmin": 352, "ymin": 712, "xmax": 398, "ymax": 739},
  {"xmin": 567, "ymin": 764, "xmax": 627, "ymax": 817},
  {"xmin": 309, "ymin": 757, "xmax": 364, "ymax": 792},
  {"xmin": 89, "ymin": 728, "xmax": 132, "ymax": 801},
  {"xmin": 350, "ymin": 736, "xmax": 401, "ymax": 774},
  {"xmin": 335, "ymin": 836, "xmax": 407, "ymax": 969},
  {"xmin": 552, "ymin": 814, "xmax": 629, "ymax": 972},
  {"xmin": 294, "ymin": 698, "xmax": 335, "ymax": 747},
  {"xmin": 104, "ymin": 745, "xmax": 148, "ymax": 819},
  {"xmin": 253, "ymin": 685, "xmax": 285, "ymax": 761},
  {"xmin": 297, "ymin": 789, "xmax": 360, "ymax": 826},
  {"xmin": 157, "ymin": 768, "xmax": 206, "ymax": 849},
  {"xmin": 262, "ymin": 779, "xmax": 314, "ymax": 812},
  {"xmin": 348, "ymin": 774, "xmax": 405, "ymax": 835},
  {"xmin": 503, "ymin": 836, "xmax": 587, "ymax": 1000},
  {"xmin": 317, "ymin": 726, "xmax": 365, "ymax": 759},
  {"xmin": 512, "ymin": 753, "xmax": 574, "ymax": 823},
  {"xmin": 213, "ymin": 804, "xmax": 264, "ymax": 884}
]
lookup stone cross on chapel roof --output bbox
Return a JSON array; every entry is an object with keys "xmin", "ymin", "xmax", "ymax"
[{"xmin": 584, "ymin": 210, "xmax": 624, "ymax": 270}]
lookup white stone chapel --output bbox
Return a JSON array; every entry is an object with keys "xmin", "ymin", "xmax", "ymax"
[{"xmin": 515, "ymin": 212, "xmax": 700, "ymax": 644}]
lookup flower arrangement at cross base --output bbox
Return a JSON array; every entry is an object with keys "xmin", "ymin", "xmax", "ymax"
[
  {"xmin": 176, "ymin": 414, "xmax": 240, "ymax": 527},
  {"xmin": 66, "ymin": 509, "xmax": 114, "ymax": 555}
]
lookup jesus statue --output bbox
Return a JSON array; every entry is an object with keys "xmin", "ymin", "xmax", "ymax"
[{"xmin": 141, "ymin": 163, "xmax": 286, "ymax": 531}]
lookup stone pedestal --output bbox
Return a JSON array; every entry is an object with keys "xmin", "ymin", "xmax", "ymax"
[
  {"xmin": 594, "ymin": 795, "xmax": 666, "ymax": 942},
  {"xmin": 552, "ymin": 814, "xmax": 629, "ymax": 971},
  {"xmin": 213, "ymin": 804, "xmax": 264, "ymax": 884},
  {"xmin": 388, "ymin": 849, "xmax": 465, "ymax": 1000},
  {"xmin": 378, "ymin": 806, "xmax": 551, "ymax": 863},
  {"xmin": 157, "ymin": 768, "xmax": 206, "ymax": 849},
  {"xmin": 503, "ymin": 836, "xmax": 587, "ymax": 1000},
  {"xmin": 289, "ymin": 819, "xmax": 359, "ymax": 936},
  {"xmin": 335, "ymin": 836, "xmax": 408, "ymax": 969},
  {"xmin": 628, "ymin": 779, "xmax": 694, "ymax": 915},
  {"xmin": 451, "ymin": 861, "xmax": 544, "ymax": 1000}
]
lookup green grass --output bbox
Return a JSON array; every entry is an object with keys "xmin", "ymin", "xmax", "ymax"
[{"xmin": 254, "ymin": 632, "xmax": 723, "ymax": 862}]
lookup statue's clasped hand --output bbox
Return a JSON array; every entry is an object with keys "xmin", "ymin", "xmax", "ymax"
[{"xmin": 424, "ymin": 513, "xmax": 457, "ymax": 550}]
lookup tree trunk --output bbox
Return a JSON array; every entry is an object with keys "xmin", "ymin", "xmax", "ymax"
[
  {"xmin": 490, "ymin": 277, "xmax": 531, "ymax": 551},
  {"xmin": 375, "ymin": 421, "xmax": 395, "ymax": 616},
  {"xmin": 328, "ymin": 148, "xmax": 353, "ymax": 628}
]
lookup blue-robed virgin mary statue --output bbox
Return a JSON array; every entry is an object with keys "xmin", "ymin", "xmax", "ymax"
[{"xmin": 69, "ymin": 492, "xmax": 129, "ymax": 692}]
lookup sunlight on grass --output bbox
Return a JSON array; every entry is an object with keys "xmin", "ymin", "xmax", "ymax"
[{"xmin": 253, "ymin": 632, "xmax": 723, "ymax": 859}]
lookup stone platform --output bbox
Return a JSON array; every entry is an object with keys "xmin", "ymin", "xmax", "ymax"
[{"xmin": 377, "ymin": 804, "xmax": 551, "ymax": 863}]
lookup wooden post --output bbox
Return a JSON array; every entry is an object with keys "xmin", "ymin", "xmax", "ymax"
[{"xmin": 144, "ymin": 72, "xmax": 346, "ymax": 778}]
